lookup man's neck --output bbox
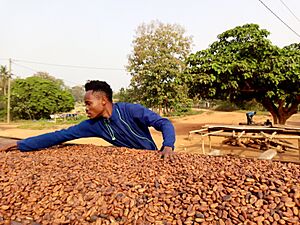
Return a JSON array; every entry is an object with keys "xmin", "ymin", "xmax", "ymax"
[{"xmin": 102, "ymin": 102, "xmax": 113, "ymax": 119}]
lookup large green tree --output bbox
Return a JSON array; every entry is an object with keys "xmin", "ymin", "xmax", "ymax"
[
  {"xmin": 11, "ymin": 76, "xmax": 75, "ymax": 120},
  {"xmin": 127, "ymin": 20, "xmax": 193, "ymax": 114},
  {"xmin": 186, "ymin": 24, "xmax": 300, "ymax": 124}
]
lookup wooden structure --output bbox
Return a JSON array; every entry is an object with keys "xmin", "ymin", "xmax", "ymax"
[{"xmin": 188, "ymin": 124, "xmax": 300, "ymax": 160}]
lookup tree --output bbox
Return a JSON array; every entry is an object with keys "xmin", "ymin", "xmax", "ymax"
[
  {"xmin": 0, "ymin": 65, "xmax": 9, "ymax": 112},
  {"xmin": 127, "ymin": 20, "xmax": 193, "ymax": 114},
  {"xmin": 0, "ymin": 65, "xmax": 9, "ymax": 96},
  {"xmin": 33, "ymin": 72, "xmax": 66, "ymax": 90},
  {"xmin": 186, "ymin": 24, "xmax": 300, "ymax": 124},
  {"xmin": 11, "ymin": 76, "xmax": 75, "ymax": 120},
  {"xmin": 70, "ymin": 85, "xmax": 85, "ymax": 102},
  {"xmin": 114, "ymin": 87, "xmax": 136, "ymax": 103}
]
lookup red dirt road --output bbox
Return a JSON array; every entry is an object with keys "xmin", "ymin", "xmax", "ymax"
[{"xmin": 1, "ymin": 110, "xmax": 299, "ymax": 162}]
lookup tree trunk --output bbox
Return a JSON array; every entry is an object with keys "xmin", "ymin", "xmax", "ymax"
[
  {"xmin": 270, "ymin": 112, "xmax": 278, "ymax": 124},
  {"xmin": 3, "ymin": 80, "xmax": 6, "ymax": 96},
  {"xmin": 272, "ymin": 114, "xmax": 289, "ymax": 125},
  {"xmin": 26, "ymin": 109, "xmax": 32, "ymax": 120},
  {"xmin": 261, "ymin": 98, "xmax": 299, "ymax": 125},
  {"xmin": 158, "ymin": 105, "xmax": 163, "ymax": 116}
]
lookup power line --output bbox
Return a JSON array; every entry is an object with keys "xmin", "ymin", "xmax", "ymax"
[
  {"xmin": 12, "ymin": 62, "xmax": 82, "ymax": 86},
  {"xmin": 279, "ymin": 0, "xmax": 300, "ymax": 23},
  {"xmin": 13, "ymin": 59, "xmax": 125, "ymax": 71},
  {"xmin": 12, "ymin": 62, "xmax": 39, "ymax": 73},
  {"xmin": 258, "ymin": 0, "xmax": 300, "ymax": 38}
]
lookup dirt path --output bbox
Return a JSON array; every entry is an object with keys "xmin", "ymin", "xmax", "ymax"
[{"xmin": 1, "ymin": 110, "xmax": 299, "ymax": 162}]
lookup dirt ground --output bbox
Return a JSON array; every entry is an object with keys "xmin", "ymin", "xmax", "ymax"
[{"xmin": 0, "ymin": 110, "xmax": 300, "ymax": 163}]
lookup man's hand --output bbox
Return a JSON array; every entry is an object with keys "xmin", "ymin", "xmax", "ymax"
[
  {"xmin": 160, "ymin": 146, "xmax": 174, "ymax": 161},
  {"xmin": 0, "ymin": 140, "xmax": 18, "ymax": 152}
]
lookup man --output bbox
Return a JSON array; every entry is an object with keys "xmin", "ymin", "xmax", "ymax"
[
  {"xmin": 263, "ymin": 119, "xmax": 272, "ymax": 127},
  {"xmin": 246, "ymin": 111, "xmax": 256, "ymax": 125},
  {"xmin": 0, "ymin": 81, "xmax": 175, "ymax": 160}
]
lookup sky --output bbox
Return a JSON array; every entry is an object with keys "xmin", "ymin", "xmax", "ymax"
[{"xmin": 1, "ymin": 0, "xmax": 300, "ymax": 91}]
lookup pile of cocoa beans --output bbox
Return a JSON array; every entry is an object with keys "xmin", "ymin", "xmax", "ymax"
[{"xmin": 0, "ymin": 145, "xmax": 299, "ymax": 225}]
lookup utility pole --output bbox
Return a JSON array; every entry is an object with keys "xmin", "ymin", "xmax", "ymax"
[{"xmin": 7, "ymin": 58, "xmax": 11, "ymax": 124}]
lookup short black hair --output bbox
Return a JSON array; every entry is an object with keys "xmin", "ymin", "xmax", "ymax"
[{"xmin": 85, "ymin": 80, "xmax": 113, "ymax": 102}]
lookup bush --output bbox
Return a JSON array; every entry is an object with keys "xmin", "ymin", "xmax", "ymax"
[
  {"xmin": 0, "ymin": 109, "xmax": 5, "ymax": 121},
  {"xmin": 236, "ymin": 99, "xmax": 266, "ymax": 111},
  {"xmin": 214, "ymin": 101, "xmax": 239, "ymax": 111}
]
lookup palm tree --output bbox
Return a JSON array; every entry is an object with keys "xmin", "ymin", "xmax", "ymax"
[{"xmin": 0, "ymin": 65, "xmax": 9, "ymax": 95}]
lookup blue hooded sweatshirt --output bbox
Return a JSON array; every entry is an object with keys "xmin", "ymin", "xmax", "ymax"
[{"xmin": 17, "ymin": 102, "xmax": 176, "ymax": 151}]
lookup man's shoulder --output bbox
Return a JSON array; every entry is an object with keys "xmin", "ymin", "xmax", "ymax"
[
  {"xmin": 115, "ymin": 102, "xmax": 143, "ymax": 110},
  {"xmin": 114, "ymin": 102, "xmax": 149, "ymax": 118}
]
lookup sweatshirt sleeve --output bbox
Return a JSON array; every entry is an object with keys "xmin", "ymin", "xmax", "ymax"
[
  {"xmin": 17, "ymin": 120, "xmax": 97, "ymax": 151},
  {"xmin": 129, "ymin": 104, "xmax": 176, "ymax": 149}
]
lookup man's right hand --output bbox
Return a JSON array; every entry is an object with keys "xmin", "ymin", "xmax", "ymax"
[
  {"xmin": 160, "ymin": 146, "xmax": 175, "ymax": 162},
  {"xmin": 0, "ymin": 140, "xmax": 18, "ymax": 152}
]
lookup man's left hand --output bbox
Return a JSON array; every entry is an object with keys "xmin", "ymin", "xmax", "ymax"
[
  {"xmin": 160, "ymin": 146, "xmax": 174, "ymax": 161},
  {"xmin": 0, "ymin": 141, "xmax": 18, "ymax": 152}
]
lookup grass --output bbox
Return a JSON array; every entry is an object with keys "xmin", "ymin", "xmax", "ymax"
[
  {"xmin": 16, "ymin": 121, "xmax": 62, "ymax": 130},
  {"xmin": 168, "ymin": 109, "xmax": 204, "ymax": 119},
  {"xmin": 14, "ymin": 116, "xmax": 87, "ymax": 130}
]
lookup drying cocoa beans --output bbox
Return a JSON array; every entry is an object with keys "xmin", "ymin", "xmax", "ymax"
[{"xmin": 0, "ymin": 145, "xmax": 299, "ymax": 224}]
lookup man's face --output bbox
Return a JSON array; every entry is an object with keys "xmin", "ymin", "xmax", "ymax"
[{"xmin": 84, "ymin": 91, "xmax": 106, "ymax": 119}]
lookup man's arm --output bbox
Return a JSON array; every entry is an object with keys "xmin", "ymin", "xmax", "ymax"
[
  {"xmin": 132, "ymin": 105, "xmax": 175, "ymax": 147},
  {"xmin": 17, "ymin": 120, "xmax": 97, "ymax": 151},
  {"xmin": 0, "ymin": 140, "xmax": 18, "ymax": 152},
  {"xmin": 129, "ymin": 104, "xmax": 176, "ymax": 159}
]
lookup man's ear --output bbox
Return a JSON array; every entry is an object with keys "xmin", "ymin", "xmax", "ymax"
[
  {"xmin": 101, "ymin": 95, "xmax": 109, "ymax": 105},
  {"xmin": 95, "ymin": 92, "xmax": 107, "ymax": 105}
]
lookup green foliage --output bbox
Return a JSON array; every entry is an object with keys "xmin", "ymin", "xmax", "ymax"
[
  {"xmin": 186, "ymin": 23, "xmax": 300, "ymax": 124},
  {"xmin": 0, "ymin": 65, "xmax": 9, "ymax": 97},
  {"xmin": 168, "ymin": 108, "xmax": 203, "ymax": 117},
  {"xmin": 235, "ymin": 99, "xmax": 266, "ymax": 112},
  {"xmin": 11, "ymin": 76, "xmax": 75, "ymax": 120},
  {"xmin": 171, "ymin": 98, "xmax": 193, "ymax": 113},
  {"xmin": 0, "ymin": 95, "xmax": 5, "ymax": 111},
  {"xmin": 70, "ymin": 85, "xmax": 85, "ymax": 102},
  {"xmin": 213, "ymin": 101, "xmax": 239, "ymax": 112},
  {"xmin": 0, "ymin": 65, "xmax": 10, "ymax": 122},
  {"xmin": 33, "ymin": 72, "xmax": 67, "ymax": 90},
  {"xmin": 127, "ymin": 20, "xmax": 193, "ymax": 113},
  {"xmin": 0, "ymin": 108, "xmax": 5, "ymax": 121},
  {"xmin": 114, "ymin": 87, "xmax": 136, "ymax": 103}
]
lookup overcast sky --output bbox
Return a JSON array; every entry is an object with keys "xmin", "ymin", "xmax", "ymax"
[{"xmin": 1, "ymin": 0, "xmax": 300, "ymax": 91}]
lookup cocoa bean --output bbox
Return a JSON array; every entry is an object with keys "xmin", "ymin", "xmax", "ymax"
[{"xmin": 0, "ymin": 145, "xmax": 298, "ymax": 224}]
